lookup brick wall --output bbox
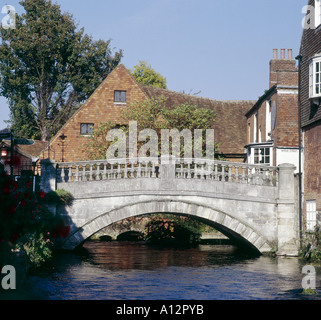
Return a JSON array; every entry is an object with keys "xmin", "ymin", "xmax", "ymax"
[
  {"xmin": 299, "ymin": 0, "xmax": 321, "ymax": 229},
  {"xmin": 276, "ymin": 93, "xmax": 299, "ymax": 147},
  {"xmin": 42, "ymin": 64, "xmax": 147, "ymax": 162},
  {"xmin": 303, "ymin": 120, "xmax": 321, "ymax": 215},
  {"xmin": 300, "ymin": 0, "xmax": 321, "ymax": 128}
]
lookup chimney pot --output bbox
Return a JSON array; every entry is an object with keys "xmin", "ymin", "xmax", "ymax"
[
  {"xmin": 273, "ymin": 49, "xmax": 278, "ymax": 59},
  {"xmin": 281, "ymin": 49, "xmax": 285, "ymax": 59},
  {"xmin": 288, "ymin": 49, "xmax": 293, "ymax": 60}
]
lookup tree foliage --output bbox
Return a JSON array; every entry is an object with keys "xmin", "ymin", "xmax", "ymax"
[
  {"xmin": 82, "ymin": 97, "xmax": 218, "ymax": 160},
  {"xmin": 0, "ymin": 0, "xmax": 122, "ymax": 140},
  {"xmin": 130, "ymin": 61, "xmax": 167, "ymax": 89},
  {"xmin": 144, "ymin": 216, "xmax": 201, "ymax": 245}
]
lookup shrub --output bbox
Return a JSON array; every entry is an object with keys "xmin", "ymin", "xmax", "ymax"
[
  {"xmin": 45, "ymin": 189, "xmax": 74, "ymax": 206},
  {"xmin": 0, "ymin": 173, "xmax": 70, "ymax": 268},
  {"xmin": 300, "ymin": 226, "xmax": 321, "ymax": 262}
]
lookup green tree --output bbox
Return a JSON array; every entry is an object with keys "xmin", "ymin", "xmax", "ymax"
[
  {"xmin": 82, "ymin": 97, "xmax": 219, "ymax": 160},
  {"xmin": 0, "ymin": 0, "xmax": 122, "ymax": 140},
  {"xmin": 130, "ymin": 61, "xmax": 167, "ymax": 89}
]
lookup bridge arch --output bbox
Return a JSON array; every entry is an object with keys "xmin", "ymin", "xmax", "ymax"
[{"xmin": 61, "ymin": 200, "xmax": 273, "ymax": 254}]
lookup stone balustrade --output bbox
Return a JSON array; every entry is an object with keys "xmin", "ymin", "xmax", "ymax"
[
  {"xmin": 55, "ymin": 157, "xmax": 278, "ymax": 187},
  {"xmin": 175, "ymin": 158, "xmax": 278, "ymax": 186}
]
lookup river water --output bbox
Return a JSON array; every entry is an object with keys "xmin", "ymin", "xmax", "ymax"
[{"xmin": 5, "ymin": 241, "xmax": 321, "ymax": 300}]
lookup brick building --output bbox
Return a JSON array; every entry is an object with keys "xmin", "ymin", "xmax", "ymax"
[
  {"xmin": 299, "ymin": 0, "xmax": 321, "ymax": 230},
  {"xmin": 41, "ymin": 64, "xmax": 255, "ymax": 163},
  {"xmin": 245, "ymin": 49, "xmax": 300, "ymax": 171}
]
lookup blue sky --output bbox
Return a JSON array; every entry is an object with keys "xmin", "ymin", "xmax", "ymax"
[{"xmin": 0, "ymin": 0, "xmax": 307, "ymax": 129}]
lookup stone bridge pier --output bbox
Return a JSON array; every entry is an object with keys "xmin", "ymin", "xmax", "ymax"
[{"xmin": 40, "ymin": 158, "xmax": 299, "ymax": 256}]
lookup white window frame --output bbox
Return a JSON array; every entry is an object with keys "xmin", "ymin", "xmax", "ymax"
[
  {"xmin": 248, "ymin": 143, "xmax": 273, "ymax": 166},
  {"xmin": 309, "ymin": 55, "xmax": 321, "ymax": 99},
  {"xmin": 306, "ymin": 200, "xmax": 317, "ymax": 231},
  {"xmin": 254, "ymin": 146, "xmax": 271, "ymax": 165},
  {"xmin": 266, "ymin": 100, "xmax": 272, "ymax": 141},
  {"xmin": 315, "ymin": 0, "xmax": 321, "ymax": 28},
  {"xmin": 254, "ymin": 112, "xmax": 258, "ymax": 143}
]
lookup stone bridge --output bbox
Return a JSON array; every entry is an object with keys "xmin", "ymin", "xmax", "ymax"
[{"xmin": 40, "ymin": 157, "xmax": 299, "ymax": 256}]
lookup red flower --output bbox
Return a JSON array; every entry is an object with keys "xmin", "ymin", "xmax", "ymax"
[
  {"xmin": 14, "ymin": 193, "xmax": 21, "ymax": 199},
  {"xmin": 52, "ymin": 223, "xmax": 70, "ymax": 239},
  {"xmin": 40, "ymin": 191, "xmax": 45, "ymax": 199},
  {"xmin": 21, "ymin": 199, "xmax": 26, "ymax": 206}
]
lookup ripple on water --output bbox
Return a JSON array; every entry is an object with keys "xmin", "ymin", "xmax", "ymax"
[{"xmin": 6, "ymin": 241, "xmax": 321, "ymax": 300}]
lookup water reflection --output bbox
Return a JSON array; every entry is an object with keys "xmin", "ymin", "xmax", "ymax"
[
  {"xmin": 10, "ymin": 241, "xmax": 321, "ymax": 300},
  {"xmin": 80, "ymin": 241, "xmax": 257, "ymax": 270}
]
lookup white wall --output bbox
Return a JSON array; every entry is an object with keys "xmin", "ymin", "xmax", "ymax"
[{"xmin": 276, "ymin": 148, "xmax": 303, "ymax": 174}]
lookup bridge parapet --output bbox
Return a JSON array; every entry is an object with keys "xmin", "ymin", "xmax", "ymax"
[{"xmin": 53, "ymin": 157, "xmax": 278, "ymax": 187}]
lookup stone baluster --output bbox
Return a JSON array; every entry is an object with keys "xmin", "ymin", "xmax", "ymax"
[
  {"xmin": 68, "ymin": 165, "xmax": 72, "ymax": 182},
  {"xmin": 117, "ymin": 163, "xmax": 121, "ymax": 179},
  {"xmin": 143, "ymin": 161, "xmax": 147, "ymax": 177},
  {"xmin": 82, "ymin": 165, "xmax": 87, "ymax": 182},
  {"xmin": 96, "ymin": 163, "xmax": 101, "ymax": 181},
  {"xmin": 214, "ymin": 163, "xmax": 218, "ymax": 181},
  {"xmin": 180, "ymin": 162, "xmax": 185, "ymax": 179},
  {"xmin": 228, "ymin": 165, "xmax": 232, "ymax": 182},
  {"xmin": 185, "ymin": 163, "xmax": 190, "ymax": 179},
  {"xmin": 102, "ymin": 163, "xmax": 107, "ymax": 180},
  {"xmin": 151, "ymin": 162, "xmax": 156, "ymax": 178},
  {"xmin": 75, "ymin": 165, "xmax": 79, "ymax": 182},
  {"xmin": 206, "ymin": 162, "xmax": 212, "ymax": 180},
  {"xmin": 61, "ymin": 164, "xmax": 65, "ymax": 182},
  {"xmin": 89, "ymin": 164, "xmax": 93, "ymax": 181},
  {"xmin": 241, "ymin": 166, "xmax": 246, "ymax": 184},
  {"xmin": 235, "ymin": 165, "xmax": 239, "ymax": 183},
  {"xmin": 200, "ymin": 162, "xmax": 205, "ymax": 180},
  {"xmin": 107, "ymin": 163, "xmax": 114, "ymax": 180},
  {"xmin": 128, "ymin": 161, "xmax": 133, "ymax": 179},
  {"xmin": 124, "ymin": 161, "xmax": 128, "ymax": 179},
  {"xmin": 191, "ymin": 162, "xmax": 195, "ymax": 179},
  {"xmin": 137, "ymin": 162, "xmax": 141, "ymax": 178}
]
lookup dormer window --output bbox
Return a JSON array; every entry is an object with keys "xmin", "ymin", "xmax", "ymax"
[
  {"xmin": 114, "ymin": 90, "xmax": 127, "ymax": 103},
  {"xmin": 309, "ymin": 55, "xmax": 321, "ymax": 98}
]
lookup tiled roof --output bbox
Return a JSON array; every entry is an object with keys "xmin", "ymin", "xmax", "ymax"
[
  {"xmin": 2, "ymin": 139, "xmax": 48, "ymax": 159},
  {"xmin": 138, "ymin": 83, "xmax": 255, "ymax": 154}
]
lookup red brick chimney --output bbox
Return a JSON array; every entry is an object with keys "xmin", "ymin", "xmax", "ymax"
[{"xmin": 269, "ymin": 48, "xmax": 297, "ymax": 88}]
